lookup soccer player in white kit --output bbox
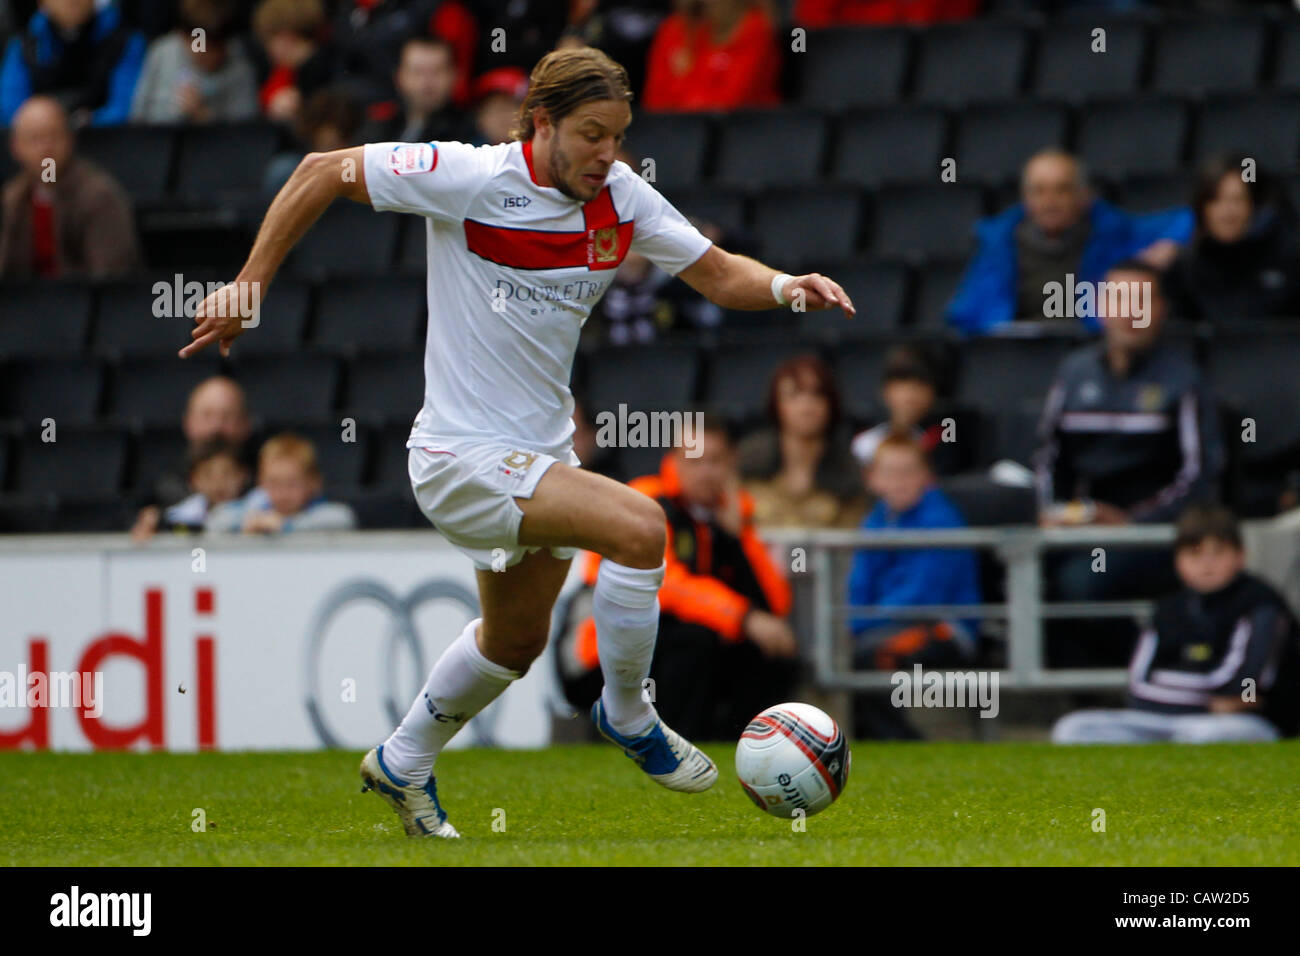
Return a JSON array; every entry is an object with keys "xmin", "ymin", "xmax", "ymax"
[{"xmin": 181, "ymin": 48, "xmax": 855, "ymax": 838}]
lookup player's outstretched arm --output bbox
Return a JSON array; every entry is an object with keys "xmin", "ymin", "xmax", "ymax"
[
  {"xmin": 179, "ymin": 146, "xmax": 371, "ymax": 358},
  {"xmin": 676, "ymin": 246, "xmax": 856, "ymax": 317}
]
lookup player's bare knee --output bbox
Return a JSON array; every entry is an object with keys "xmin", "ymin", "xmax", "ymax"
[
  {"xmin": 616, "ymin": 497, "xmax": 666, "ymax": 568},
  {"xmin": 481, "ymin": 628, "xmax": 548, "ymax": 673}
]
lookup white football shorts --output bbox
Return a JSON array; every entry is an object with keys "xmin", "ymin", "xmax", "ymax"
[{"xmin": 408, "ymin": 437, "xmax": 581, "ymax": 571}]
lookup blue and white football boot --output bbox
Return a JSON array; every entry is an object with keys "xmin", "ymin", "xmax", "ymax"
[
  {"xmin": 591, "ymin": 699, "xmax": 718, "ymax": 793},
  {"xmin": 359, "ymin": 746, "xmax": 460, "ymax": 838}
]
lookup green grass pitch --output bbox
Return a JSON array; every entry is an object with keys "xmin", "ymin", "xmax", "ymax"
[{"xmin": 3, "ymin": 742, "xmax": 1299, "ymax": 866}]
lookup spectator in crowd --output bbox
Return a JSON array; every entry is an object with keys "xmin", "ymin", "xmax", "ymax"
[
  {"xmin": 131, "ymin": 438, "xmax": 250, "ymax": 540},
  {"xmin": 847, "ymin": 432, "xmax": 981, "ymax": 739},
  {"xmin": 738, "ymin": 354, "xmax": 866, "ymax": 529},
  {"xmin": 468, "ymin": 64, "xmax": 526, "ymax": 146},
  {"xmin": 129, "ymin": 0, "xmax": 258, "ymax": 123},
  {"xmin": 946, "ymin": 149, "xmax": 1194, "ymax": 336},
  {"xmin": 358, "ymin": 36, "xmax": 469, "ymax": 144},
  {"xmin": 143, "ymin": 375, "xmax": 254, "ymax": 514},
  {"xmin": 795, "ymin": 0, "xmax": 978, "ymax": 26},
  {"xmin": 252, "ymin": 0, "xmax": 332, "ymax": 125},
  {"xmin": 262, "ymin": 86, "xmax": 361, "ymax": 196},
  {"xmin": 643, "ymin": 0, "xmax": 780, "ymax": 113},
  {"xmin": 1053, "ymin": 504, "xmax": 1299, "ymax": 743},
  {"xmin": 206, "ymin": 432, "xmax": 357, "ymax": 534},
  {"xmin": 561, "ymin": 414, "xmax": 798, "ymax": 741},
  {"xmin": 1163, "ymin": 154, "xmax": 1300, "ymax": 323},
  {"xmin": 0, "ymin": 95, "xmax": 140, "ymax": 277},
  {"xmin": 1036, "ymin": 260, "xmax": 1225, "ymax": 665},
  {"xmin": 850, "ymin": 343, "xmax": 971, "ymax": 477},
  {"xmin": 332, "ymin": 0, "xmax": 476, "ymax": 109},
  {"xmin": 0, "ymin": 0, "xmax": 145, "ymax": 125}
]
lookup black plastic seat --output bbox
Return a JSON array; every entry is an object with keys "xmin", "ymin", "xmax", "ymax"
[
  {"xmin": 1150, "ymin": 16, "xmax": 1264, "ymax": 97},
  {"xmin": 584, "ymin": 344, "xmax": 700, "ymax": 412},
  {"xmin": 869, "ymin": 185, "xmax": 983, "ymax": 263},
  {"xmin": 1078, "ymin": 98, "xmax": 1188, "ymax": 179},
  {"xmin": 953, "ymin": 103, "xmax": 1068, "ymax": 185},
  {"xmin": 109, "ymin": 355, "xmax": 222, "ymax": 427},
  {"xmin": 752, "ymin": 187, "xmax": 862, "ymax": 268},
  {"xmin": 622, "ymin": 113, "xmax": 711, "ymax": 191},
  {"xmin": 1208, "ymin": 333, "xmax": 1300, "ymax": 464},
  {"xmin": 913, "ymin": 23, "xmax": 1029, "ymax": 105},
  {"xmin": 94, "ymin": 280, "xmax": 197, "ymax": 357},
  {"xmin": 1033, "ymin": 18, "xmax": 1147, "ymax": 102},
  {"xmin": 311, "ymin": 276, "xmax": 424, "ymax": 351},
  {"xmin": 290, "ymin": 201, "xmax": 402, "ymax": 277},
  {"xmin": 342, "ymin": 351, "xmax": 426, "ymax": 423},
  {"xmin": 914, "ymin": 261, "xmax": 970, "ymax": 329},
  {"xmin": 799, "ymin": 262, "xmax": 909, "ymax": 336},
  {"xmin": 78, "ymin": 125, "xmax": 177, "ymax": 204},
  {"xmin": 0, "ymin": 357, "xmax": 103, "ymax": 425},
  {"xmin": 173, "ymin": 123, "xmax": 280, "ymax": 203},
  {"xmin": 702, "ymin": 345, "xmax": 802, "ymax": 423},
  {"xmin": 713, "ymin": 110, "xmax": 828, "ymax": 190},
  {"xmin": 798, "ymin": 27, "xmax": 910, "ymax": 109},
  {"xmin": 0, "ymin": 282, "xmax": 92, "ymax": 358},
  {"xmin": 11, "ymin": 424, "xmax": 127, "ymax": 497},
  {"xmin": 830, "ymin": 107, "xmax": 947, "ymax": 187},
  {"xmin": 227, "ymin": 355, "xmax": 340, "ymax": 426},
  {"xmin": 660, "ymin": 187, "xmax": 747, "ymax": 239},
  {"xmin": 1193, "ymin": 95, "xmax": 1300, "ymax": 171}
]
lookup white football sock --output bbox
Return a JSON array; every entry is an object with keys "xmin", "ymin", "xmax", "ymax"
[
  {"xmin": 594, "ymin": 559, "xmax": 665, "ymax": 736},
  {"xmin": 381, "ymin": 617, "xmax": 520, "ymax": 785}
]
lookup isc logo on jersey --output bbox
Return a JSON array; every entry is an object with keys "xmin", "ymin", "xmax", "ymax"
[{"xmin": 388, "ymin": 143, "xmax": 437, "ymax": 176}]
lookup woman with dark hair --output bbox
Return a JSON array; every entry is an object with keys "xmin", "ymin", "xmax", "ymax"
[
  {"xmin": 737, "ymin": 353, "xmax": 866, "ymax": 529},
  {"xmin": 1163, "ymin": 153, "xmax": 1300, "ymax": 322}
]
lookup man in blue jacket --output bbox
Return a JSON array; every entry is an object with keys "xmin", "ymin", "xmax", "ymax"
[
  {"xmin": 1, "ymin": 0, "xmax": 145, "ymax": 126},
  {"xmin": 946, "ymin": 149, "xmax": 1193, "ymax": 335},
  {"xmin": 847, "ymin": 432, "xmax": 981, "ymax": 738}
]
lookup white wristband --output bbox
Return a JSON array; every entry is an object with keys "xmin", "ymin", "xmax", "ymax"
[{"xmin": 771, "ymin": 273, "xmax": 794, "ymax": 307}]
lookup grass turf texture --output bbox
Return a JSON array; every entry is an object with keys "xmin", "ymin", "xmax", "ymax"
[{"xmin": 3, "ymin": 742, "xmax": 1299, "ymax": 866}]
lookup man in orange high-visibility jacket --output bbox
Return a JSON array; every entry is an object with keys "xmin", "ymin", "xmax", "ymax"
[{"xmin": 560, "ymin": 415, "xmax": 799, "ymax": 741}]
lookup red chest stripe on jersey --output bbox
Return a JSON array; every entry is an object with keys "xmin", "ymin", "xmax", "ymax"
[{"xmin": 464, "ymin": 184, "xmax": 633, "ymax": 271}]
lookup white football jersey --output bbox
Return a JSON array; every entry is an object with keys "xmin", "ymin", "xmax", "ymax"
[{"xmin": 361, "ymin": 139, "xmax": 714, "ymax": 459}]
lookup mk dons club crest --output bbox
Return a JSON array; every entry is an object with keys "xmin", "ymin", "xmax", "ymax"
[
  {"xmin": 591, "ymin": 226, "xmax": 619, "ymax": 265},
  {"xmin": 499, "ymin": 449, "xmax": 539, "ymax": 480}
]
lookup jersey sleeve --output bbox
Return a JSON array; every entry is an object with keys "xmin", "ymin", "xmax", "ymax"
[
  {"xmin": 362, "ymin": 140, "xmax": 494, "ymax": 222},
  {"xmin": 625, "ymin": 172, "xmax": 713, "ymax": 276}
]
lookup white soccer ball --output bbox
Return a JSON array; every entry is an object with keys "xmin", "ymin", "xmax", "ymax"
[{"xmin": 735, "ymin": 702, "xmax": 850, "ymax": 818}]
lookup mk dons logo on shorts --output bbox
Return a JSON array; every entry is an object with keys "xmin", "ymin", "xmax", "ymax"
[
  {"xmin": 589, "ymin": 226, "xmax": 620, "ymax": 264},
  {"xmin": 389, "ymin": 143, "xmax": 437, "ymax": 176},
  {"xmin": 498, "ymin": 449, "xmax": 539, "ymax": 479}
]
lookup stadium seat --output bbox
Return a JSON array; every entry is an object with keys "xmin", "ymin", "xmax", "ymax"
[
  {"xmin": 703, "ymin": 344, "xmax": 805, "ymax": 423},
  {"xmin": 1150, "ymin": 16, "xmax": 1264, "ymax": 97},
  {"xmin": 622, "ymin": 113, "xmax": 711, "ymax": 190},
  {"xmin": 1207, "ymin": 332, "xmax": 1300, "ymax": 464},
  {"xmin": 583, "ymin": 344, "xmax": 700, "ymax": 412},
  {"xmin": 713, "ymin": 110, "xmax": 829, "ymax": 189},
  {"xmin": 11, "ymin": 425, "xmax": 126, "ymax": 497},
  {"xmin": 93, "ymin": 280, "xmax": 197, "ymax": 357},
  {"xmin": 289, "ymin": 201, "xmax": 402, "ymax": 277},
  {"xmin": 829, "ymin": 107, "xmax": 947, "ymax": 187},
  {"xmin": 0, "ymin": 357, "xmax": 103, "ymax": 425},
  {"xmin": 173, "ymin": 123, "xmax": 280, "ymax": 203},
  {"xmin": 953, "ymin": 103, "xmax": 1068, "ymax": 185},
  {"xmin": 369, "ymin": 422, "xmax": 416, "ymax": 490},
  {"xmin": 227, "ymin": 355, "xmax": 340, "ymax": 425},
  {"xmin": 78, "ymin": 125, "xmax": 177, "ymax": 204},
  {"xmin": 1193, "ymin": 95, "xmax": 1300, "ymax": 171},
  {"xmin": 108, "ymin": 355, "xmax": 222, "ymax": 427},
  {"xmin": 337, "ymin": 488, "xmax": 420, "ymax": 529},
  {"xmin": 955, "ymin": 337, "xmax": 1078, "ymax": 415},
  {"xmin": 913, "ymin": 261, "xmax": 970, "ymax": 329},
  {"xmin": 0, "ymin": 494, "xmax": 57, "ymax": 533},
  {"xmin": 311, "ymin": 276, "xmax": 425, "ymax": 352},
  {"xmin": 397, "ymin": 216, "xmax": 427, "ymax": 273},
  {"xmin": 1032, "ymin": 17, "xmax": 1148, "ymax": 102},
  {"xmin": 912, "ymin": 23, "xmax": 1030, "ymax": 105},
  {"xmin": 660, "ymin": 187, "xmax": 747, "ymax": 239},
  {"xmin": 1273, "ymin": 17, "xmax": 1300, "ymax": 90},
  {"xmin": 751, "ymin": 187, "xmax": 862, "ymax": 268},
  {"xmin": 799, "ymin": 262, "xmax": 909, "ymax": 337},
  {"xmin": 834, "ymin": 343, "xmax": 890, "ymax": 421},
  {"xmin": 228, "ymin": 278, "xmax": 311, "ymax": 355},
  {"xmin": 0, "ymin": 428, "xmax": 9, "ymax": 490},
  {"xmin": 940, "ymin": 472, "xmax": 1037, "ymax": 525},
  {"xmin": 47, "ymin": 494, "xmax": 135, "ymax": 532},
  {"xmin": 131, "ymin": 427, "xmax": 189, "ymax": 494},
  {"xmin": 614, "ymin": 443, "xmax": 670, "ymax": 483},
  {"xmin": 1113, "ymin": 172, "xmax": 1192, "ymax": 214},
  {"xmin": 0, "ymin": 282, "xmax": 92, "ymax": 358},
  {"xmin": 342, "ymin": 351, "xmax": 426, "ymax": 423},
  {"xmin": 797, "ymin": 27, "xmax": 911, "ymax": 109},
  {"xmin": 1077, "ymin": 98, "xmax": 1188, "ymax": 178},
  {"xmin": 868, "ymin": 185, "xmax": 983, "ymax": 263}
]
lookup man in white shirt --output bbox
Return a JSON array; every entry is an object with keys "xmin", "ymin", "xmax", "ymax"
[{"xmin": 180, "ymin": 47, "xmax": 855, "ymax": 839}]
